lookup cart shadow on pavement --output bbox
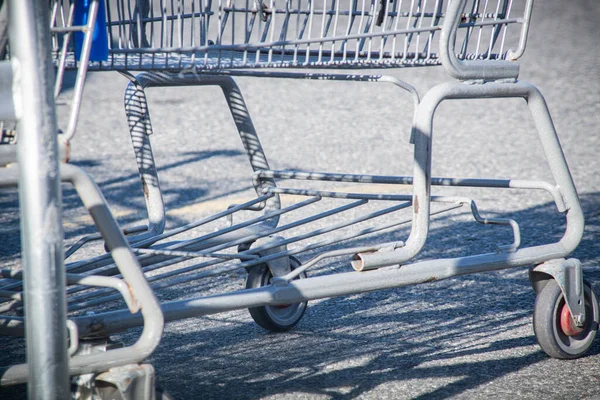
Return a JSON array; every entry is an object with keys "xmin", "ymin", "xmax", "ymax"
[
  {"xmin": 0, "ymin": 148, "xmax": 246, "ymax": 260},
  {"xmin": 145, "ymin": 191, "xmax": 600, "ymax": 399},
  {"xmin": 150, "ymin": 280, "xmax": 599, "ymax": 400},
  {"xmin": 0, "ymin": 192, "xmax": 598, "ymax": 399},
  {"xmin": 66, "ymin": 148, "xmax": 245, "ymax": 214}
]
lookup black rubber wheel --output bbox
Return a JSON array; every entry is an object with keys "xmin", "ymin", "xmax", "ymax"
[
  {"xmin": 246, "ymin": 257, "xmax": 307, "ymax": 332},
  {"xmin": 533, "ymin": 279, "xmax": 599, "ymax": 359}
]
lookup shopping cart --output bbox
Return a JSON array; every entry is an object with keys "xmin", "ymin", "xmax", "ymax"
[{"xmin": 1, "ymin": 0, "xmax": 597, "ymax": 398}]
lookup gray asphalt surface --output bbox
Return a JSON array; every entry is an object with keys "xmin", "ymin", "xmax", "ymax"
[{"xmin": 1, "ymin": 0, "xmax": 600, "ymax": 398}]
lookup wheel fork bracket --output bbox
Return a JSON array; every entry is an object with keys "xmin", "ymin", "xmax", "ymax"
[
  {"xmin": 531, "ymin": 258, "xmax": 586, "ymax": 327},
  {"xmin": 253, "ymin": 236, "xmax": 291, "ymax": 278}
]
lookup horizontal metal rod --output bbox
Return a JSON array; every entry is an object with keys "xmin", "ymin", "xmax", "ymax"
[
  {"xmin": 66, "ymin": 198, "xmax": 368, "ymax": 309},
  {"xmin": 64, "ymin": 225, "xmax": 264, "ymax": 277},
  {"xmin": 63, "ymin": 194, "xmax": 294, "ymax": 276},
  {"xmin": 65, "ymin": 207, "xmax": 295, "ymax": 305},
  {"xmin": 267, "ymin": 187, "xmax": 413, "ymax": 201},
  {"xmin": 0, "ymin": 270, "xmax": 137, "ymax": 312},
  {"xmin": 60, "ymin": 243, "xmax": 561, "ymax": 339},
  {"xmin": 131, "ymin": 194, "xmax": 274, "ymax": 249},
  {"xmin": 68, "ymin": 198, "xmax": 458, "ymax": 311},
  {"xmin": 67, "ymin": 198, "xmax": 421, "ymax": 311},
  {"xmin": 171, "ymin": 197, "xmax": 320, "ymax": 252},
  {"xmin": 65, "ymin": 225, "xmax": 148, "ymax": 260},
  {"xmin": 108, "ymin": 18, "xmax": 520, "ymax": 55},
  {"xmin": 0, "ymin": 203, "xmax": 459, "ymax": 335},
  {"xmin": 109, "ymin": 8, "xmax": 507, "ymax": 27},
  {"xmin": 132, "ymin": 248, "xmax": 260, "ymax": 260},
  {"xmin": 50, "ymin": 26, "xmax": 87, "ymax": 33},
  {"xmin": 135, "ymin": 201, "xmax": 413, "ymax": 292},
  {"xmin": 257, "ymin": 170, "xmax": 564, "ymax": 210},
  {"xmin": 63, "ymin": 197, "xmax": 317, "ymax": 280}
]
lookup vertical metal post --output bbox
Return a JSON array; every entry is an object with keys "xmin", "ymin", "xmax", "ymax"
[{"xmin": 8, "ymin": 0, "xmax": 70, "ymax": 398}]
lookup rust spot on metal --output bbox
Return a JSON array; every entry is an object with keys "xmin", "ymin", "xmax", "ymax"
[
  {"xmin": 126, "ymin": 282, "xmax": 140, "ymax": 313},
  {"xmin": 414, "ymin": 196, "xmax": 420, "ymax": 214},
  {"xmin": 424, "ymin": 276, "xmax": 438, "ymax": 283},
  {"xmin": 141, "ymin": 177, "xmax": 149, "ymax": 198},
  {"xmin": 61, "ymin": 140, "xmax": 71, "ymax": 163}
]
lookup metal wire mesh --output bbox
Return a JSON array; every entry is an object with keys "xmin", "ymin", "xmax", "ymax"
[{"xmin": 51, "ymin": 0, "xmax": 529, "ymax": 71}]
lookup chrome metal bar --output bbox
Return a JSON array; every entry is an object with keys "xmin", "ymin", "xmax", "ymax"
[
  {"xmin": 63, "ymin": 229, "xmax": 560, "ymax": 339},
  {"xmin": 51, "ymin": 25, "xmax": 88, "ymax": 33},
  {"xmin": 131, "ymin": 194, "xmax": 274, "ymax": 248},
  {"xmin": 267, "ymin": 187, "xmax": 413, "ymax": 201},
  {"xmin": 56, "ymin": 197, "xmax": 321, "ymax": 307},
  {"xmin": 67, "ymin": 197, "xmax": 421, "ymax": 311},
  {"xmin": 66, "ymin": 197, "xmax": 362, "ymax": 309},
  {"xmin": 54, "ymin": 3, "xmax": 75, "ymax": 98},
  {"xmin": 132, "ymin": 248, "xmax": 260, "ymax": 260},
  {"xmin": 8, "ymin": 0, "xmax": 69, "ymax": 396},
  {"xmin": 62, "ymin": 0, "xmax": 100, "ymax": 142}
]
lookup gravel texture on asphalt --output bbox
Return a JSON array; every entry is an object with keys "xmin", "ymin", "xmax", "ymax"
[{"xmin": 1, "ymin": 0, "xmax": 599, "ymax": 398}]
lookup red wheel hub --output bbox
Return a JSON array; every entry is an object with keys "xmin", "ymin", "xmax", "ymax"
[{"xmin": 560, "ymin": 304, "xmax": 584, "ymax": 336}]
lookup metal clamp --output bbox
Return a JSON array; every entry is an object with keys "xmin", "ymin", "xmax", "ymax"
[
  {"xmin": 253, "ymin": 236, "xmax": 291, "ymax": 278},
  {"xmin": 531, "ymin": 258, "xmax": 586, "ymax": 327}
]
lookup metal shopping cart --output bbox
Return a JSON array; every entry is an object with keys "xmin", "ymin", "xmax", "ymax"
[{"xmin": 1, "ymin": 0, "xmax": 597, "ymax": 398}]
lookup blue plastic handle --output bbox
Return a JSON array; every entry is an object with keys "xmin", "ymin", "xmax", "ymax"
[{"xmin": 73, "ymin": 0, "xmax": 109, "ymax": 62}]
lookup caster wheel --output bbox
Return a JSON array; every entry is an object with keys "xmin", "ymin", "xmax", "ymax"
[
  {"xmin": 533, "ymin": 279, "xmax": 599, "ymax": 359},
  {"xmin": 246, "ymin": 256, "xmax": 307, "ymax": 332}
]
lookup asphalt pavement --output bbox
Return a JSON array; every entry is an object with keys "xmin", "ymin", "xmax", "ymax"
[{"xmin": 1, "ymin": 0, "xmax": 600, "ymax": 398}]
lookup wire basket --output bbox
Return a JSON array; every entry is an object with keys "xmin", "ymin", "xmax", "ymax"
[{"xmin": 52, "ymin": 0, "xmax": 532, "ymax": 71}]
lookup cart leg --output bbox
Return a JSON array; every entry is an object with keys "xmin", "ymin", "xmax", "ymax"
[
  {"xmin": 123, "ymin": 75, "xmax": 166, "ymax": 244},
  {"xmin": 355, "ymin": 80, "xmax": 584, "ymax": 270},
  {"xmin": 8, "ymin": 0, "xmax": 69, "ymax": 397},
  {"xmin": 122, "ymin": 72, "xmax": 282, "ymax": 241}
]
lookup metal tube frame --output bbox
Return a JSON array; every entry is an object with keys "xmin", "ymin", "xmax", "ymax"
[
  {"xmin": 1, "ymin": 76, "xmax": 583, "ymax": 342},
  {"xmin": 85, "ymin": 79, "xmax": 582, "ymax": 335},
  {"xmin": 0, "ymin": 163, "xmax": 165, "ymax": 386},
  {"xmin": 50, "ymin": 70, "xmax": 422, "ymax": 294},
  {"xmin": 354, "ymin": 80, "xmax": 584, "ymax": 270},
  {"xmin": 120, "ymin": 71, "xmax": 419, "ymax": 248},
  {"xmin": 7, "ymin": 0, "xmax": 69, "ymax": 397},
  {"xmin": 53, "ymin": 0, "xmax": 102, "ymax": 143}
]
